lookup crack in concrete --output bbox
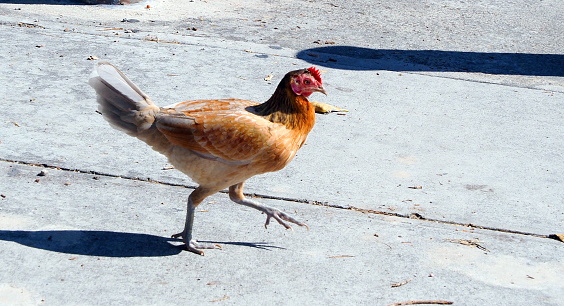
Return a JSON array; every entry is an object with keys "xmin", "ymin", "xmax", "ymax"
[{"xmin": 2, "ymin": 158, "xmax": 559, "ymax": 242}]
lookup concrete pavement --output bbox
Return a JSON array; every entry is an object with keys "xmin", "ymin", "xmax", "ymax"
[{"xmin": 1, "ymin": 1, "xmax": 563, "ymax": 305}]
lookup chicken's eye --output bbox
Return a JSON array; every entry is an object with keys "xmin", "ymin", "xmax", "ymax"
[{"xmin": 304, "ymin": 79, "xmax": 311, "ymax": 85}]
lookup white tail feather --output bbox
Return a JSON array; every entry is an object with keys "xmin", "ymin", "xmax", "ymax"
[{"xmin": 89, "ymin": 61, "xmax": 160, "ymax": 135}]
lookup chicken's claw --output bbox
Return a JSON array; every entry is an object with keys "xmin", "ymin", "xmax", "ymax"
[
  {"xmin": 171, "ymin": 233, "xmax": 221, "ymax": 255},
  {"xmin": 263, "ymin": 207, "xmax": 308, "ymax": 230}
]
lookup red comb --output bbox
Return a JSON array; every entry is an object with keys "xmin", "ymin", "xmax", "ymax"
[{"xmin": 307, "ymin": 67, "xmax": 322, "ymax": 84}]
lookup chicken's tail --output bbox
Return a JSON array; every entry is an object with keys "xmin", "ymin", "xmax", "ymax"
[{"xmin": 88, "ymin": 61, "xmax": 160, "ymax": 137}]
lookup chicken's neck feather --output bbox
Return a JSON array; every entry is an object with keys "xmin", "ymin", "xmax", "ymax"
[{"xmin": 252, "ymin": 79, "xmax": 315, "ymax": 131}]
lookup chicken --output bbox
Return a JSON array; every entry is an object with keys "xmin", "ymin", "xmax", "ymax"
[{"xmin": 88, "ymin": 61, "xmax": 326, "ymax": 255}]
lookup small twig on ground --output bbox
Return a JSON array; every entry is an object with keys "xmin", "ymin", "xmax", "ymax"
[
  {"xmin": 391, "ymin": 279, "xmax": 411, "ymax": 288},
  {"xmin": 327, "ymin": 255, "xmax": 355, "ymax": 258},
  {"xmin": 386, "ymin": 300, "xmax": 453, "ymax": 306},
  {"xmin": 210, "ymin": 295, "xmax": 229, "ymax": 302},
  {"xmin": 445, "ymin": 238, "xmax": 490, "ymax": 252}
]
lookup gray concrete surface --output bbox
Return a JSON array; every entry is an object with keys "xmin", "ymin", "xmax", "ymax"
[{"xmin": 1, "ymin": 0, "xmax": 563, "ymax": 305}]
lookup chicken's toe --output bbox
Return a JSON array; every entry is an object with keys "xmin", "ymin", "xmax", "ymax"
[
  {"xmin": 172, "ymin": 233, "xmax": 221, "ymax": 255},
  {"xmin": 186, "ymin": 240, "xmax": 221, "ymax": 255},
  {"xmin": 264, "ymin": 207, "xmax": 308, "ymax": 230}
]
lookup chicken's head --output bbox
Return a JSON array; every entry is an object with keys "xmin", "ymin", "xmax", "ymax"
[{"xmin": 290, "ymin": 67, "xmax": 326, "ymax": 97}]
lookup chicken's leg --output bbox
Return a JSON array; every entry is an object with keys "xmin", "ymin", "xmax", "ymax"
[
  {"xmin": 172, "ymin": 187, "xmax": 220, "ymax": 255},
  {"xmin": 229, "ymin": 182, "xmax": 308, "ymax": 229}
]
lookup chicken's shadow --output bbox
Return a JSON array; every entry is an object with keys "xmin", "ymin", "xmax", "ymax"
[
  {"xmin": 199, "ymin": 240, "xmax": 286, "ymax": 251},
  {"xmin": 0, "ymin": 230, "xmax": 184, "ymax": 257},
  {"xmin": 0, "ymin": 1, "xmax": 113, "ymax": 4},
  {"xmin": 0, "ymin": 0, "xmax": 83, "ymax": 4},
  {"xmin": 0, "ymin": 230, "xmax": 286, "ymax": 257}
]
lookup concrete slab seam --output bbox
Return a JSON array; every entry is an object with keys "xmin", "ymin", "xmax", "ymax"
[{"xmin": 2, "ymin": 158, "xmax": 561, "ymax": 244}]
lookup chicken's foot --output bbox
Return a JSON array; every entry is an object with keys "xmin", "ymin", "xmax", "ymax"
[
  {"xmin": 171, "ymin": 232, "xmax": 221, "ymax": 255},
  {"xmin": 262, "ymin": 205, "xmax": 309, "ymax": 230},
  {"xmin": 229, "ymin": 183, "xmax": 308, "ymax": 230}
]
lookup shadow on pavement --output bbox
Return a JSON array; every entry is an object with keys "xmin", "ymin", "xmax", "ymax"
[
  {"xmin": 296, "ymin": 46, "xmax": 564, "ymax": 76},
  {"xmin": 0, "ymin": 230, "xmax": 183, "ymax": 257},
  {"xmin": 0, "ymin": 0, "xmax": 137, "ymax": 4},
  {"xmin": 0, "ymin": 0, "xmax": 83, "ymax": 4},
  {"xmin": 199, "ymin": 240, "xmax": 286, "ymax": 251},
  {"xmin": 0, "ymin": 230, "xmax": 287, "ymax": 256}
]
